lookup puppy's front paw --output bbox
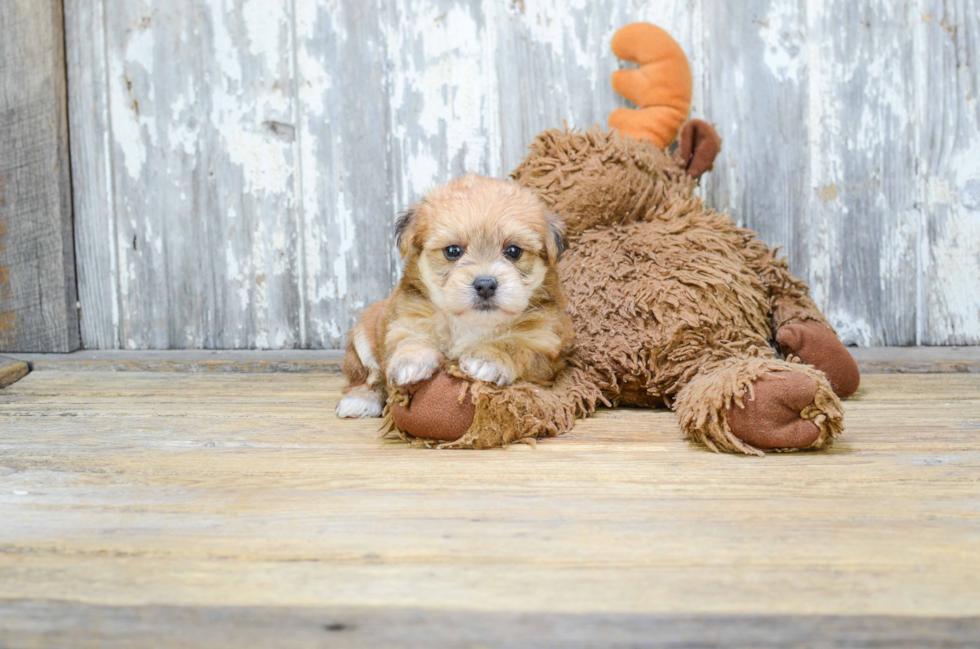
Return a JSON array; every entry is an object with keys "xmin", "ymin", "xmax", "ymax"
[
  {"xmin": 388, "ymin": 349, "xmax": 442, "ymax": 386},
  {"xmin": 460, "ymin": 355, "xmax": 515, "ymax": 386}
]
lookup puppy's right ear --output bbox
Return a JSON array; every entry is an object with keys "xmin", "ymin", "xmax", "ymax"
[{"xmin": 395, "ymin": 207, "xmax": 418, "ymax": 257}]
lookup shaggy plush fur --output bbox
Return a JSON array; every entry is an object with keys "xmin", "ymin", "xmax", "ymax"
[{"xmin": 386, "ymin": 126, "xmax": 853, "ymax": 455}]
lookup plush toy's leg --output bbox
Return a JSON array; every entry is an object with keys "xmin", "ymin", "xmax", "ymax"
[
  {"xmin": 776, "ymin": 321, "xmax": 860, "ymax": 398},
  {"xmin": 743, "ymin": 242, "xmax": 860, "ymax": 398},
  {"xmin": 385, "ymin": 368, "xmax": 603, "ymax": 449},
  {"xmin": 673, "ymin": 356, "xmax": 844, "ymax": 456}
]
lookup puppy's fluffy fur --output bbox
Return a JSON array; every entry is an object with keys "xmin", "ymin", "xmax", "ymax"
[{"xmin": 336, "ymin": 174, "xmax": 574, "ymax": 419}]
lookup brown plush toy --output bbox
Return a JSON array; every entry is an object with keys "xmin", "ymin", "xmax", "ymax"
[{"xmin": 384, "ymin": 23, "xmax": 860, "ymax": 456}]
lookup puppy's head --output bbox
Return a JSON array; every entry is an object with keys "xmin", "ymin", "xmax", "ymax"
[{"xmin": 396, "ymin": 174, "xmax": 563, "ymax": 327}]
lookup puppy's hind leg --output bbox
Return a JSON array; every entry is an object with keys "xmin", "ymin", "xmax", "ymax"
[
  {"xmin": 337, "ymin": 383, "xmax": 385, "ymax": 418},
  {"xmin": 336, "ymin": 322, "xmax": 386, "ymax": 419}
]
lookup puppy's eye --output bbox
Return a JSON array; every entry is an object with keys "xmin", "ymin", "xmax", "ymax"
[
  {"xmin": 503, "ymin": 245, "xmax": 523, "ymax": 261},
  {"xmin": 444, "ymin": 245, "xmax": 464, "ymax": 261}
]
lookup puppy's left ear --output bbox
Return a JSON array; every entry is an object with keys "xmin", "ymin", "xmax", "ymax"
[
  {"xmin": 544, "ymin": 211, "xmax": 565, "ymax": 263},
  {"xmin": 395, "ymin": 207, "xmax": 418, "ymax": 257}
]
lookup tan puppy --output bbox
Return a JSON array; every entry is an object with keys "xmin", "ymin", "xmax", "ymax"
[{"xmin": 336, "ymin": 174, "xmax": 574, "ymax": 419}]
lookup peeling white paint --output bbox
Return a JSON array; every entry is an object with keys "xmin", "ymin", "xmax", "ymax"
[
  {"xmin": 760, "ymin": 0, "xmax": 805, "ymax": 84},
  {"xmin": 388, "ymin": 1, "xmax": 497, "ymax": 200},
  {"xmin": 828, "ymin": 309, "xmax": 874, "ymax": 347},
  {"xmin": 110, "ymin": 24, "xmax": 158, "ymax": 180},
  {"xmin": 242, "ymin": 0, "xmax": 282, "ymax": 63}
]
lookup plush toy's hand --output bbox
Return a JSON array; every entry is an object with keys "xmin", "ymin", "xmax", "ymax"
[
  {"xmin": 390, "ymin": 372, "xmax": 475, "ymax": 442},
  {"xmin": 776, "ymin": 322, "xmax": 860, "ymax": 398},
  {"xmin": 726, "ymin": 371, "xmax": 822, "ymax": 449}
]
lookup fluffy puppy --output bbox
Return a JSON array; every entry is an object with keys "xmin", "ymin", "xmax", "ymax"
[{"xmin": 336, "ymin": 174, "xmax": 574, "ymax": 419}]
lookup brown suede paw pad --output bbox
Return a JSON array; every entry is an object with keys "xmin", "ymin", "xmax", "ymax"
[
  {"xmin": 726, "ymin": 371, "xmax": 821, "ymax": 450},
  {"xmin": 390, "ymin": 372, "xmax": 475, "ymax": 442},
  {"xmin": 776, "ymin": 321, "xmax": 860, "ymax": 398}
]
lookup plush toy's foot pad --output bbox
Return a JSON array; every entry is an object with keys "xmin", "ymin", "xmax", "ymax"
[
  {"xmin": 776, "ymin": 321, "xmax": 860, "ymax": 398},
  {"xmin": 390, "ymin": 372, "xmax": 475, "ymax": 442},
  {"xmin": 726, "ymin": 371, "xmax": 821, "ymax": 450}
]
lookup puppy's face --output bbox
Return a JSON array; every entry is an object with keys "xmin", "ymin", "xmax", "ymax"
[{"xmin": 397, "ymin": 175, "xmax": 563, "ymax": 328}]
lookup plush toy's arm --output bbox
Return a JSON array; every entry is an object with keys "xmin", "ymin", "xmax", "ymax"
[
  {"xmin": 387, "ymin": 368, "xmax": 602, "ymax": 448},
  {"xmin": 743, "ymin": 242, "xmax": 860, "ymax": 398},
  {"xmin": 743, "ymin": 242, "xmax": 830, "ymax": 331}
]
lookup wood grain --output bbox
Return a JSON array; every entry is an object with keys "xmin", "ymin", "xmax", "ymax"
[
  {"xmin": 2, "ymin": 602, "xmax": 978, "ymax": 649},
  {"xmin": 65, "ymin": 0, "xmax": 980, "ymax": 348},
  {"xmin": 802, "ymin": 0, "xmax": 919, "ymax": 346},
  {"xmin": 99, "ymin": 0, "xmax": 304, "ymax": 349},
  {"xmin": 0, "ymin": 0, "xmax": 79, "ymax": 352},
  {"xmin": 296, "ymin": 0, "xmax": 396, "ymax": 347},
  {"xmin": 917, "ymin": 0, "xmax": 980, "ymax": 344},
  {"xmin": 0, "ymin": 356, "xmax": 29, "ymax": 388},
  {"xmin": 65, "ymin": 0, "xmax": 120, "ymax": 350},
  {"xmin": 1, "ymin": 370, "xmax": 979, "ymax": 624},
  {"xmin": 10, "ymin": 349, "xmax": 344, "ymax": 373}
]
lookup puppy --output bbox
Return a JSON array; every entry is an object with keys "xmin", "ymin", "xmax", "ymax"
[{"xmin": 336, "ymin": 174, "xmax": 574, "ymax": 419}]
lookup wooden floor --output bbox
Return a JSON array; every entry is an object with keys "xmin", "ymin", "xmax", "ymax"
[{"xmin": 1, "ymin": 366, "xmax": 979, "ymax": 647}]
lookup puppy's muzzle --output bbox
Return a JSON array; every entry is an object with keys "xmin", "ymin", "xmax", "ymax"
[{"xmin": 473, "ymin": 276, "xmax": 497, "ymax": 301}]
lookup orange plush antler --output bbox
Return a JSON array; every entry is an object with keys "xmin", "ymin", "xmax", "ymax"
[{"xmin": 608, "ymin": 23, "xmax": 693, "ymax": 148}]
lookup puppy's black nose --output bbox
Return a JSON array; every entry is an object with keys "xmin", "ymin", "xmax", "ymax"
[{"xmin": 473, "ymin": 276, "xmax": 497, "ymax": 299}]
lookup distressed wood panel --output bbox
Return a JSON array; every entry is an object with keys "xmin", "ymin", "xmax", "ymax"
[
  {"xmin": 2, "ymin": 603, "xmax": 979, "ymax": 649},
  {"xmin": 89, "ymin": 0, "xmax": 303, "ymax": 349},
  {"xmin": 65, "ymin": 0, "xmax": 121, "ymax": 350},
  {"xmin": 385, "ymin": 0, "xmax": 503, "ymax": 202},
  {"xmin": 0, "ymin": 356, "xmax": 30, "ymax": 388},
  {"xmin": 0, "ymin": 0, "xmax": 80, "ymax": 352},
  {"xmin": 296, "ymin": 0, "xmax": 395, "ymax": 347},
  {"xmin": 917, "ymin": 0, "xmax": 980, "ymax": 344},
  {"xmin": 68, "ymin": 0, "xmax": 980, "ymax": 348},
  {"xmin": 802, "ymin": 0, "xmax": 919, "ymax": 346}
]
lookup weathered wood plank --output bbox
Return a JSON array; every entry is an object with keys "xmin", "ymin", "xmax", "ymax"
[
  {"xmin": 803, "ymin": 0, "xmax": 919, "ymax": 346},
  {"xmin": 850, "ymin": 345, "xmax": 980, "ymax": 373},
  {"xmin": 295, "ymin": 0, "xmax": 395, "ymax": 347},
  {"xmin": 0, "ymin": 356, "xmax": 29, "ymax": 388},
  {"xmin": 99, "ymin": 0, "xmax": 302, "ymax": 349},
  {"xmin": 0, "ymin": 0, "xmax": 80, "ymax": 352},
  {"xmin": 9, "ymin": 349, "xmax": 344, "ymax": 373},
  {"xmin": 2, "ymin": 601, "xmax": 978, "ymax": 649},
  {"xmin": 917, "ymin": 0, "xmax": 980, "ymax": 344},
  {"xmin": 65, "ymin": 0, "xmax": 120, "ymax": 350},
  {"xmin": 385, "ymin": 0, "xmax": 502, "ymax": 203},
  {"xmin": 1, "ymin": 371, "xmax": 979, "ymax": 620}
]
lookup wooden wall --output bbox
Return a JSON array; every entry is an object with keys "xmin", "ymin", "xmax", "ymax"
[
  {"xmin": 65, "ymin": 0, "xmax": 980, "ymax": 349},
  {"xmin": 0, "ymin": 0, "xmax": 79, "ymax": 352}
]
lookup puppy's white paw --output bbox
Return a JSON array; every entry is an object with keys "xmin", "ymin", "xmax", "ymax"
[
  {"xmin": 336, "ymin": 390, "xmax": 384, "ymax": 418},
  {"xmin": 460, "ymin": 356, "xmax": 515, "ymax": 386},
  {"xmin": 388, "ymin": 349, "xmax": 442, "ymax": 386}
]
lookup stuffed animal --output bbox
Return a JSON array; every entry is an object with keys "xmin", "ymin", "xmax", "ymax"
[{"xmin": 382, "ymin": 23, "xmax": 860, "ymax": 456}]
